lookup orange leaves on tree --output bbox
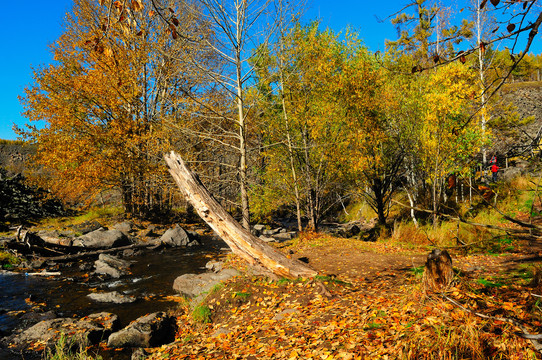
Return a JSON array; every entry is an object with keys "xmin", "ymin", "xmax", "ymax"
[
  {"xmin": 130, "ymin": 0, "xmax": 143, "ymax": 11},
  {"xmin": 17, "ymin": 0, "xmax": 207, "ymax": 216},
  {"xmin": 113, "ymin": 1, "xmax": 123, "ymax": 10}
]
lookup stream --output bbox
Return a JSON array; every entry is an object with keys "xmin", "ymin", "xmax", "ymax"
[{"xmin": 0, "ymin": 239, "xmax": 227, "ymax": 357}]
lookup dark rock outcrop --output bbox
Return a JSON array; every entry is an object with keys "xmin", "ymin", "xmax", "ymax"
[{"xmin": 0, "ymin": 168, "xmax": 64, "ymax": 227}]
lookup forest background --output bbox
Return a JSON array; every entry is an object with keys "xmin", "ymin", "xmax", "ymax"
[{"xmin": 7, "ymin": 0, "xmax": 542, "ymax": 234}]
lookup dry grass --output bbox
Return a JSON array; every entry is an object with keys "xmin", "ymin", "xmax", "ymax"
[{"xmin": 501, "ymin": 80, "xmax": 542, "ymax": 93}]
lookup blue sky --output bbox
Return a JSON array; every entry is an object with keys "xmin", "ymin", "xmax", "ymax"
[
  {"xmin": 0, "ymin": 0, "xmax": 538, "ymax": 140},
  {"xmin": 0, "ymin": 0, "xmax": 407, "ymax": 140}
]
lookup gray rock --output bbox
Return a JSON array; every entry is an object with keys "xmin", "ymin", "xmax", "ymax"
[
  {"xmin": 113, "ymin": 221, "xmax": 134, "ymax": 234},
  {"xmin": 107, "ymin": 312, "xmax": 176, "ymax": 348},
  {"xmin": 30, "ymin": 260, "xmax": 45, "ymax": 269},
  {"xmin": 100, "ymin": 253, "xmax": 131, "ymax": 269},
  {"xmin": 252, "ymin": 224, "xmax": 265, "ymax": 236},
  {"xmin": 159, "ymin": 225, "xmax": 191, "ymax": 247},
  {"xmin": 36, "ymin": 230, "xmax": 60, "ymax": 238},
  {"xmin": 18, "ymin": 311, "xmax": 58, "ymax": 331},
  {"xmin": 123, "ymin": 249, "xmax": 136, "ymax": 257},
  {"xmin": 259, "ymin": 235, "xmax": 277, "ymax": 243},
  {"xmin": 273, "ymin": 232, "xmax": 295, "ymax": 241},
  {"xmin": 187, "ymin": 239, "xmax": 201, "ymax": 247},
  {"xmin": 344, "ymin": 223, "xmax": 361, "ymax": 238},
  {"xmin": 501, "ymin": 167, "xmax": 523, "ymax": 182},
  {"xmin": 262, "ymin": 228, "xmax": 279, "ymax": 236},
  {"xmin": 205, "ymin": 260, "xmax": 223, "ymax": 273},
  {"xmin": 140, "ymin": 226, "xmax": 157, "ymax": 238},
  {"xmin": 87, "ymin": 291, "xmax": 136, "ymax": 304},
  {"xmin": 94, "ymin": 261, "xmax": 124, "ymax": 278},
  {"xmin": 9, "ymin": 312, "xmax": 119, "ymax": 349},
  {"xmin": 172, "ymin": 269, "xmax": 239, "ymax": 298},
  {"xmin": 35, "ymin": 231, "xmax": 73, "ymax": 247},
  {"xmin": 73, "ymin": 228, "xmax": 132, "ymax": 249},
  {"xmin": 94, "ymin": 254, "xmax": 131, "ymax": 278}
]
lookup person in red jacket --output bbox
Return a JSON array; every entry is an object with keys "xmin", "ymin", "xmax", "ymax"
[{"xmin": 491, "ymin": 163, "xmax": 499, "ymax": 182}]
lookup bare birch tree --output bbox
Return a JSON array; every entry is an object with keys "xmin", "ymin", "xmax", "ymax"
[{"xmin": 182, "ymin": 0, "xmax": 288, "ymax": 230}]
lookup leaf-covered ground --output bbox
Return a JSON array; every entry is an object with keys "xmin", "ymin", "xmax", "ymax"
[{"xmin": 147, "ymin": 235, "xmax": 542, "ymax": 360}]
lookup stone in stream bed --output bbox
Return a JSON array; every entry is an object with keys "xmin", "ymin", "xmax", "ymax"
[
  {"xmin": 94, "ymin": 253, "xmax": 132, "ymax": 278},
  {"xmin": 156, "ymin": 224, "xmax": 200, "ymax": 247},
  {"xmin": 87, "ymin": 291, "xmax": 136, "ymax": 304}
]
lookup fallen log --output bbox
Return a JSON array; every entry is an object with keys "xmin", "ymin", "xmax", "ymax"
[
  {"xmin": 25, "ymin": 271, "xmax": 62, "ymax": 276},
  {"xmin": 2, "ymin": 238, "xmax": 71, "ymax": 257},
  {"xmin": 164, "ymin": 151, "xmax": 317, "ymax": 279}
]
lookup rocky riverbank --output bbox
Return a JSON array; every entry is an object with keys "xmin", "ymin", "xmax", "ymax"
[{"xmin": 0, "ymin": 219, "xmax": 229, "ymax": 359}]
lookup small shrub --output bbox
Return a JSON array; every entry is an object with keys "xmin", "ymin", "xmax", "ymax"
[
  {"xmin": 0, "ymin": 250, "xmax": 20, "ymax": 269},
  {"xmin": 192, "ymin": 305, "xmax": 212, "ymax": 324}
]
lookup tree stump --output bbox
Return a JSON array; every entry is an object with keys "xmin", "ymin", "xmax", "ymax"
[{"xmin": 423, "ymin": 249, "xmax": 454, "ymax": 293}]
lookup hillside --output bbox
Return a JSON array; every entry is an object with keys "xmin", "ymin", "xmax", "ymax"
[
  {"xmin": 495, "ymin": 82, "xmax": 542, "ymax": 160},
  {"xmin": 0, "ymin": 140, "xmax": 35, "ymax": 175}
]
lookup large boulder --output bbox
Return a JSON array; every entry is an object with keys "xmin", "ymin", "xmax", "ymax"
[
  {"xmin": 173, "ymin": 269, "xmax": 239, "ymax": 298},
  {"xmin": 8, "ymin": 312, "xmax": 119, "ymax": 349},
  {"xmin": 73, "ymin": 228, "xmax": 132, "ymax": 249},
  {"xmin": 94, "ymin": 254, "xmax": 132, "ymax": 278},
  {"xmin": 107, "ymin": 312, "xmax": 176, "ymax": 348},
  {"xmin": 158, "ymin": 225, "xmax": 200, "ymax": 247}
]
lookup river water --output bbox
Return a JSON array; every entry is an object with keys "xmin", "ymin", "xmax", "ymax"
[{"xmin": 0, "ymin": 242, "xmax": 226, "ymax": 349}]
